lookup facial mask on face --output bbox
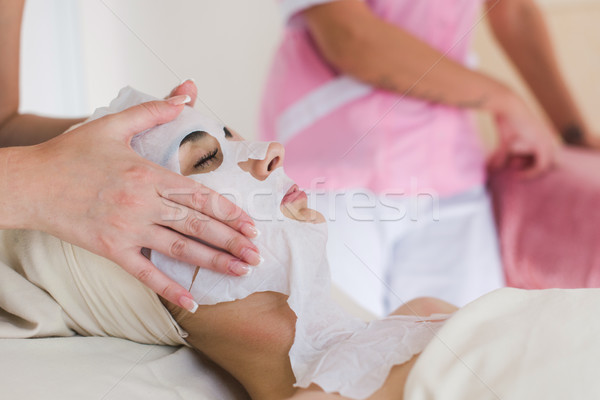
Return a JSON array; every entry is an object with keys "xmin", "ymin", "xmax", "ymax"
[
  {"xmin": 86, "ymin": 87, "xmax": 447, "ymax": 399},
  {"xmin": 91, "ymin": 87, "xmax": 326, "ymax": 304}
]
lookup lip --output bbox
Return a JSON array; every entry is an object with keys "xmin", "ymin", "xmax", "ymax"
[{"xmin": 281, "ymin": 184, "xmax": 307, "ymax": 205}]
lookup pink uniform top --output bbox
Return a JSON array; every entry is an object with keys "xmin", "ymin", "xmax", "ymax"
[{"xmin": 260, "ymin": 0, "xmax": 487, "ymax": 196}]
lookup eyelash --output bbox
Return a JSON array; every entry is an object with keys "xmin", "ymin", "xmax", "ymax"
[{"xmin": 193, "ymin": 148, "xmax": 219, "ymax": 169}]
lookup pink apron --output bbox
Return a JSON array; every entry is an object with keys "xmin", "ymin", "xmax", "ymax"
[{"xmin": 261, "ymin": 0, "xmax": 487, "ymax": 196}]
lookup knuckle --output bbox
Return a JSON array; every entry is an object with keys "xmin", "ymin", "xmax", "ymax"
[
  {"xmin": 160, "ymin": 198, "xmax": 188, "ymax": 222},
  {"xmin": 140, "ymin": 101, "xmax": 161, "ymax": 118},
  {"xmin": 210, "ymin": 253, "xmax": 230, "ymax": 272},
  {"xmin": 191, "ymin": 190, "xmax": 210, "ymax": 210},
  {"xmin": 123, "ymin": 164, "xmax": 154, "ymax": 184},
  {"xmin": 106, "ymin": 214, "xmax": 129, "ymax": 231},
  {"xmin": 185, "ymin": 216, "xmax": 208, "ymax": 237},
  {"xmin": 222, "ymin": 202, "xmax": 238, "ymax": 221},
  {"xmin": 215, "ymin": 199, "xmax": 238, "ymax": 222},
  {"xmin": 169, "ymin": 238, "xmax": 188, "ymax": 258},
  {"xmin": 109, "ymin": 190, "xmax": 142, "ymax": 207},
  {"xmin": 224, "ymin": 236, "xmax": 244, "ymax": 254},
  {"xmin": 135, "ymin": 267, "xmax": 154, "ymax": 284},
  {"xmin": 95, "ymin": 231, "xmax": 129, "ymax": 257},
  {"xmin": 159, "ymin": 283, "xmax": 177, "ymax": 301}
]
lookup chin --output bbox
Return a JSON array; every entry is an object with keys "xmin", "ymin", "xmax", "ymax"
[{"xmin": 306, "ymin": 209, "xmax": 326, "ymax": 224}]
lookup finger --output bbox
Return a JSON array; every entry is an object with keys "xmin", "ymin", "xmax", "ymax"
[
  {"xmin": 103, "ymin": 98, "xmax": 191, "ymax": 142},
  {"xmin": 145, "ymin": 225, "xmax": 254, "ymax": 276},
  {"xmin": 116, "ymin": 251, "xmax": 198, "ymax": 313},
  {"xmin": 159, "ymin": 203, "xmax": 261, "ymax": 266},
  {"xmin": 169, "ymin": 79, "xmax": 198, "ymax": 107},
  {"xmin": 519, "ymin": 144, "xmax": 550, "ymax": 179},
  {"xmin": 488, "ymin": 136, "xmax": 510, "ymax": 170},
  {"xmin": 156, "ymin": 177, "xmax": 258, "ymax": 238}
]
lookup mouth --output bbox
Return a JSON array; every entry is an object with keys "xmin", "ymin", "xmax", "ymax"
[{"xmin": 281, "ymin": 184, "xmax": 307, "ymax": 205}]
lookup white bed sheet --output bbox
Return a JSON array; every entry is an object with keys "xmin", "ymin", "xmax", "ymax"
[
  {"xmin": 0, "ymin": 336, "xmax": 249, "ymax": 400},
  {"xmin": 405, "ymin": 288, "xmax": 600, "ymax": 399}
]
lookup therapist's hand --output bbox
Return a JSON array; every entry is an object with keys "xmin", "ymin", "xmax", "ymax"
[
  {"xmin": 168, "ymin": 79, "xmax": 198, "ymax": 105},
  {"xmin": 488, "ymin": 93, "xmax": 560, "ymax": 178},
  {"xmin": 574, "ymin": 132, "xmax": 600, "ymax": 151},
  {"xmin": 9, "ymin": 96, "xmax": 259, "ymax": 313},
  {"xmin": 585, "ymin": 135, "xmax": 600, "ymax": 150}
]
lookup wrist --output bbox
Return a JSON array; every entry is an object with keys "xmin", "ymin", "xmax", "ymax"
[
  {"xmin": 0, "ymin": 111, "xmax": 19, "ymax": 148},
  {"xmin": 561, "ymin": 124, "xmax": 586, "ymax": 146},
  {"xmin": 484, "ymin": 83, "xmax": 521, "ymax": 116},
  {"xmin": 0, "ymin": 145, "xmax": 38, "ymax": 229}
]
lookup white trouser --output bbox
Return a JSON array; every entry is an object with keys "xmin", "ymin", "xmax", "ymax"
[{"xmin": 309, "ymin": 186, "xmax": 505, "ymax": 317}]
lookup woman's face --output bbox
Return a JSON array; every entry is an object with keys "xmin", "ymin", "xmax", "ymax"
[{"xmin": 178, "ymin": 127, "xmax": 324, "ymax": 224}]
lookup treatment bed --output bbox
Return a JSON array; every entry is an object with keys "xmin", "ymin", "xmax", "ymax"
[{"xmin": 3, "ymin": 285, "xmax": 600, "ymax": 399}]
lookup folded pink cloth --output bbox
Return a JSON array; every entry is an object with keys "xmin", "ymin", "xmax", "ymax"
[{"xmin": 489, "ymin": 148, "xmax": 600, "ymax": 289}]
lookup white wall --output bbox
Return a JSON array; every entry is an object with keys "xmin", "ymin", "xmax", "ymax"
[
  {"xmin": 20, "ymin": 0, "xmax": 283, "ymax": 140},
  {"xmin": 20, "ymin": 0, "xmax": 600, "ymax": 143},
  {"xmin": 20, "ymin": 0, "xmax": 86, "ymax": 116}
]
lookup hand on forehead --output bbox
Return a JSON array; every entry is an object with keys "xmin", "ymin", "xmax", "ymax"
[{"xmin": 114, "ymin": 88, "xmax": 308, "ymax": 222}]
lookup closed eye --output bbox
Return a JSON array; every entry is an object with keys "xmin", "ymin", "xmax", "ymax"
[
  {"xmin": 179, "ymin": 130, "xmax": 224, "ymax": 176},
  {"xmin": 194, "ymin": 148, "xmax": 219, "ymax": 169}
]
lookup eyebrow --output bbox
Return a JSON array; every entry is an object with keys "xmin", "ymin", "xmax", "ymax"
[{"xmin": 180, "ymin": 131, "xmax": 208, "ymax": 147}]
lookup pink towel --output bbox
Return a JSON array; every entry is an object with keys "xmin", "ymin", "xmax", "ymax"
[{"xmin": 489, "ymin": 148, "xmax": 600, "ymax": 289}]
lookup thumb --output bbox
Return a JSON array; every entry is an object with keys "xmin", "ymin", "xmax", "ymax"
[
  {"xmin": 168, "ymin": 79, "xmax": 198, "ymax": 107},
  {"xmin": 105, "ymin": 95, "xmax": 191, "ymax": 142}
]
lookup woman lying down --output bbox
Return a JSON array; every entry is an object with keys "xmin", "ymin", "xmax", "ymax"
[{"xmin": 0, "ymin": 87, "xmax": 456, "ymax": 400}]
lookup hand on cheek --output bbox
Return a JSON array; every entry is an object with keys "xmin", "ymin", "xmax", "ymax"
[{"xmin": 13, "ymin": 96, "xmax": 258, "ymax": 313}]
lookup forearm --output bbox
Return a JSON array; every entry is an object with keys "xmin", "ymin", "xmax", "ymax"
[
  {"xmin": 0, "ymin": 0, "xmax": 22, "ymax": 123},
  {"xmin": 304, "ymin": 1, "xmax": 513, "ymax": 113},
  {"xmin": 0, "ymin": 113, "xmax": 85, "ymax": 147},
  {"xmin": 0, "ymin": 0, "xmax": 82, "ymax": 147},
  {"xmin": 488, "ymin": 0, "xmax": 590, "ymax": 141}
]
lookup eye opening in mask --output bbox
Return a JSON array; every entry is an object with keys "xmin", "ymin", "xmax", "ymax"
[{"xmin": 178, "ymin": 130, "xmax": 224, "ymax": 176}]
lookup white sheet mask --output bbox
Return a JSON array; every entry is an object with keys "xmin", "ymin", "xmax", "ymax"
[{"xmin": 86, "ymin": 87, "xmax": 447, "ymax": 399}]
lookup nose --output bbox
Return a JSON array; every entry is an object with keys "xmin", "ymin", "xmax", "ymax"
[{"xmin": 238, "ymin": 142, "xmax": 285, "ymax": 181}]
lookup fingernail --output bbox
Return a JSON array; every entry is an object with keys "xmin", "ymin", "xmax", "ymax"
[
  {"xmin": 241, "ymin": 248, "xmax": 261, "ymax": 266},
  {"xmin": 229, "ymin": 260, "xmax": 252, "ymax": 276},
  {"xmin": 179, "ymin": 296, "xmax": 199, "ymax": 313},
  {"xmin": 167, "ymin": 94, "xmax": 191, "ymax": 106},
  {"xmin": 180, "ymin": 78, "xmax": 195, "ymax": 85},
  {"xmin": 241, "ymin": 223, "xmax": 258, "ymax": 238},
  {"xmin": 258, "ymin": 255, "xmax": 265, "ymax": 266}
]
